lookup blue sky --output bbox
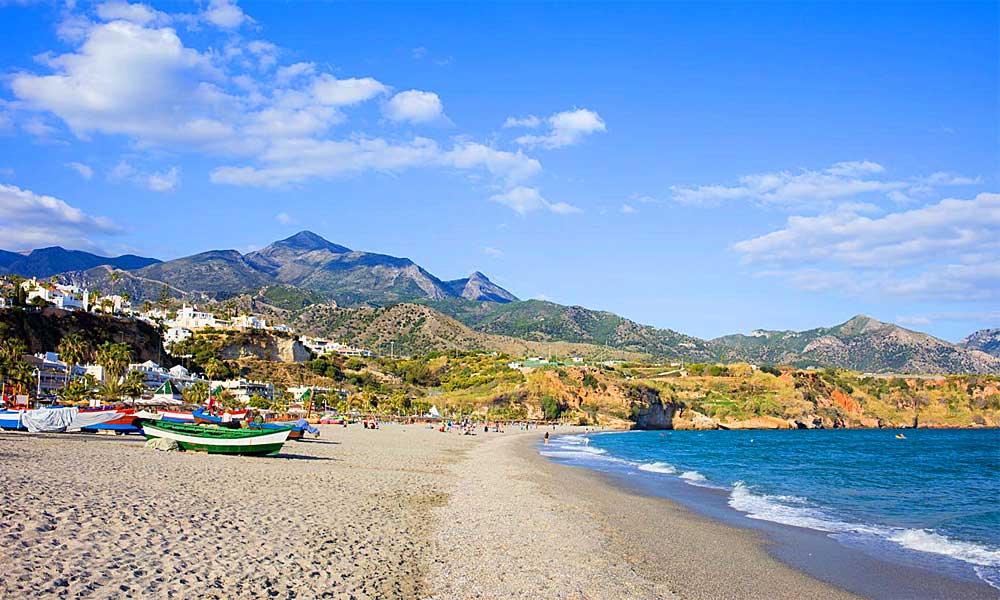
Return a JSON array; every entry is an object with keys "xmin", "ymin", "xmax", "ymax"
[{"xmin": 0, "ymin": 1, "xmax": 996, "ymax": 342}]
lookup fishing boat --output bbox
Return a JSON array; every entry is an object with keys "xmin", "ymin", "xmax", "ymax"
[
  {"xmin": 158, "ymin": 410, "xmax": 195, "ymax": 423},
  {"xmin": 81, "ymin": 407, "xmax": 143, "ymax": 434},
  {"xmin": 192, "ymin": 407, "xmax": 241, "ymax": 429},
  {"xmin": 140, "ymin": 420, "xmax": 291, "ymax": 455},
  {"xmin": 0, "ymin": 409, "xmax": 25, "ymax": 430},
  {"xmin": 248, "ymin": 419, "xmax": 305, "ymax": 440}
]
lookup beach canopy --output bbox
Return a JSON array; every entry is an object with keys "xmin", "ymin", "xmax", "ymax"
[
  {"xmin": 151, "ymin": 380, "xmax": 183, "ymax": 404},
  {"xmin": 428, "ymin": 405, "xmax": 441, "ymax": 418}
]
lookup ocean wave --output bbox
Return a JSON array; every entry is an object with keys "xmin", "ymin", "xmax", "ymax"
[
  {"xmin": 889, "ymin": 529, "xmax": 1000, "ymax": 568},
  {"xmin": 637, "ymin": 461, "xmax": 677, "ymax": 474},
  {"xmin": 728, "ymin": 483, "xmax": 1000, "ymax": 587}
]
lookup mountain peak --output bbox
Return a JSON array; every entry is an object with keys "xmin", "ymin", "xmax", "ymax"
[
  {"xmin": 443, "ymin": 272, "xmax": 517, "ymax": 303},
  {"xmin": 275, "ymin": 231, "xmax": 351, "ymax": 254}
]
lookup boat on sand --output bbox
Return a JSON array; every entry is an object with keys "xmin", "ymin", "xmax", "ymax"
[{"xmin": 140, "ymin": 420, "xmax": 291, "ymax": 455}]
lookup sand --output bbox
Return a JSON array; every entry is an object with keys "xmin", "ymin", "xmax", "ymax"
[{"xmin": 1, "ymin": 425, "xmax": 861, "ymax": 599}]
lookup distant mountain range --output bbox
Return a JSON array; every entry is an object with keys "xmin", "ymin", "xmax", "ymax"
[
  {"xmin": 37, "ymin": 231, "xmax": 519, "ymax": 307},
  {"xmin": 2, "ymin": 232, "xmax": 997, "ymax": 374},
  {"xmin": 709, "ymin": 316, "xmax": 1000, "ymax": 374},
  {"xmin": 0, "ymin": 247, "xmax": 160, "ymax": 278},
  {"xmin": 959, "ymin": 329, "xmax": 1000, "ymax": 358}
]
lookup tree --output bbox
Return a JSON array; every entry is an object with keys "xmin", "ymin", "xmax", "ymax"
[
  {"xmin": 57, "ymin": 332, "xmax": 89, "ymax": 388},
  {"xmin": 158, "ymin": 285, "xmax": 170, "ymax": 309},
  {"xmin": 61, "ymin": 374, "xmax": 96, "ymax": 404},
  {"xmin": 203, "ymin": 358, "xmax": 226, "ymax": 382},
  {"xmin": 95, "ymin": 341, "xmax": 132, "ymax": 381},
  {"xmin": 109, "ymin": 271, "xmax": 120, "ymax": 297},
  {"xmin": 183, "ymin": 380, "xmax": 209, "ymax": 405},
  {"xmin": 121, "ymin": 370, "xmax": 146, "ymax": 403}
]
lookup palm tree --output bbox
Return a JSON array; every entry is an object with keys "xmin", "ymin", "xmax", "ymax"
[
  {"xmin": 95, "ymin": 341, "xmax": 131, "ymax": 382},
  {"xmin": 109, "ymin": 271, "xmax": 120, "ymax": 296},
  {"xmin": 57, "ymin": 332, "xmax": 89, "ymax": 388}
]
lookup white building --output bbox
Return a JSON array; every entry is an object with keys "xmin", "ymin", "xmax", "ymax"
[
  {"xmin": 93, "ymin": 294, "xmax": 131, "ymax": 314},
  {"xmin": 214, "ymin": 379, "xmax": 274, "ymax": 404},
  {"xmin": 171, "ymin": 305, "xmax": 221, "ymax": 330},
  {"xmin": 128, "ymin": 360, "xmax": 200, "ymax": 389},
  {"xmin": 232, "ymin": 315, "xmax": 268, "ymax": 330},
  {"xmin": 299, "ymin": 336, "xmax": 373, "ymax": 358},
  {"xmin": 164, "ymin": 327, "xmax": 193, "ymax": 347},
  {"xmin": 21, "ymin": 279, "xmax": 84, "ymax": 311}
]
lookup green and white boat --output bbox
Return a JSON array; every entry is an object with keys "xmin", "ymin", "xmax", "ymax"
[{"xmin": 141, "ymin": 421, "xmax": 292, "ymax": 455}]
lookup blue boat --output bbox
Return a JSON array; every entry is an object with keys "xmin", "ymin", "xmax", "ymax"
[{"xmin": 0, "ymin": 410, "xmax": 25, "ymax": 431}]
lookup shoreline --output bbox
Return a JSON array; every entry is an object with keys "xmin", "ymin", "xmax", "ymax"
[{"xmin": 531, "ymin": 430, "xmax": 998, "ymax": 600}]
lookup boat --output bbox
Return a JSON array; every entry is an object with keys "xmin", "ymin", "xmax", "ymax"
[
  {"xmin": 248, "ymin": 420, "xmax": 305, "ymax": 440},
  {"xmin": 0, "ymin": 409, "xmax": 25, "ymax": 430},
  {"xmin": 158, "ymin": 410, "xmax": 195, "ymax": 423},
  {"xmin": 19, "ymin": 407, "xmax": 121, "ymax": 432},
  {"xmin": 81, "ymin": 407, "xmax": 143, "ymax": 434},
  {"xmin": 192, "ymin": 407, "xmax": 241, "ymax": 429},
  {"xmin": 140, "ymin": 420, "xmax": 291, "ymax": 455},
  {"xmin": 896, "ymin": 433, "xmax": 907, "ymax": 439}
]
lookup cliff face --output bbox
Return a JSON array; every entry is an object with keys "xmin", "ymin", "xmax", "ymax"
[
  {"xmin": 0, "ymin": 307, "xmax": 168, "ymax": 364},
  {"xmin": 217, "ymin": 332, "xmax": 310, "ymax": 363},
  {"xmin": 629, "ymin": 384, "xmax": 678, "ymax": 430}
]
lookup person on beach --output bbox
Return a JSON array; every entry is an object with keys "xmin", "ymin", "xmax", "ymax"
[{"xmin": 544, "ymin": 432, "xmax": 550, "ymax": 444}]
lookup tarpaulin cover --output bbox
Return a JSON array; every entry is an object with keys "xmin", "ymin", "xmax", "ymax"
[{"xmin": 22, "ymin": 408, "xmax": 121, "ymax": 432}]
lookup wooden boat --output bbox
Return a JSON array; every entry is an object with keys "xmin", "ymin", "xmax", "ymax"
[
  {"xmin": 81, "ymin": 407, "xmax": 142, "ymax": 434},
  {"xmin": 140, "ymin": 421, "xmax": 291, "ymax": 455},
  {"xmin": 158, "ymin": 410, "xmax": 195, "ymax": 423},
  {"xmin": 192, "ymin": 408, "xmax": 241, "ymax": 429},
  {"xmin": 248, "ymin": 420, "xmax": 305, "ymax": 440}
]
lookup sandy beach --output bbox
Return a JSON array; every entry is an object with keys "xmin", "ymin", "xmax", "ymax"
[{"xmin": 1, "ymin": 425, "xmax": 871, "ymax": 599}]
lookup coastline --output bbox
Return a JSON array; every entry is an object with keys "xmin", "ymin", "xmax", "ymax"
[
  {"xmin": 528, "ymin": 430, "xmax": 999, "ymax": 600},
  {"xmin": 428, "ymin": 428, "xmax": 857, "ymax": 599}
]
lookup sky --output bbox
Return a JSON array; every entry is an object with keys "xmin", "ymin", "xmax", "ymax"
[{"xmin": 0, "ymin": 1, "xmax": 997, "ymax": 342}]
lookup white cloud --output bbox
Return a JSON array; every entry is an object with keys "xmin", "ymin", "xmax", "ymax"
[
  {"xmin": 412, "ymin": 46, "xmax": 427, "ymax": 60},
  {"xmin": 897, "ymin": 311, "xmax": 1000, "ymax": 327},
  {"xmin": 275, "ymin": 212, "xmax": 295, "ymax": 225},
  {"xmin": 620, "ymin": 203, "xmax": 636, "ymax": 214},
  {"xmin": 826, "ymin": 160, "xmax": 885, "ymax": 177},
  {"xmin": 483, "ymin": 246, "xmax": 503, "ymax": 257},
  {"xmin": 516, "ymin": 108, "xmax": 606, "ymax": 149},
  {"xmin": 671, "ymin": 161, "xmax": 987, "ymax": 209},
  {"xmin": 0, "ymin": 183, "xmax": 120, "ymax": 251},
  {"xmin": 382, "ymin": 90, "xmax": 445, "ymax": 124},
  {"xmin": 920, "ymin": 172, "xmax": 983, "ymax": 186},
  {"xmin": 313, "ymin": 75, "xmax": 389, "ymax": 106},
  {"xmin": 489, "ymin": 186, "xmax": 581, "ymax": 216},
  {"xmin": 109, "ymin": 160, "xmax": 178, "ymax": 191},
  {"xmin": 212, "ymin": 139, "xmax": 541, "ymax": 188},
  {"xmin": 673, "ymin": 162, "xmax": 906, "ymax": 207},
  {"xmin": 22, "ymin": 117, "xmax": 59, "ymax": 138},
  {"xmin": 734, "ymin": 192, "xmax": 1000, "ymax": 301},
  {"xmin": 67, "ymin": 161, "xmax": 93, "ymax": 179},
  {"xmin": 95, "ymin": 1, "xmax": 169, "ymax": 26},
  {"xmin": 275, "ymin": 62, "xmax": 315, "ymax": 85},
  {"xmin": 11, "ymin": 7, "xmax": 560, "ymax": 209},
  {"xmin": 203, "ymin": 0, "xmax": 247, "ymax": 29},
  {"xmin": 147, "ymin": 167, "xmax": 179, "ymax": 192},
  {"xmin": 503, "ymin": 115, "xmax": 541, "ymax": 128}
]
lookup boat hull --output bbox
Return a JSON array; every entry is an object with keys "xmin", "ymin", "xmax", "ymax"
[
  {"xmin": 0, "ymin": 410, "xmax": 25, "ymax": 430},
  {"xmin": 141, "ymin": 422, "xmax": 290, "ymax": 455},
  {"xmin": 158, "ymin": 411, "xmax": 195, "ymax": 424}
]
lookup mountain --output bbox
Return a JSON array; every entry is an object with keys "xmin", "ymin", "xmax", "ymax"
[
  {"xmin": 0, "ymin": 246, "xmax": 159, "ymax": 278},
  {"xmin": 709, "ymin": 315, "xmax": 1000, "ymax": 374},
  {"xmin": 959, "ymin": 328, "xmax": 1000, "ymax": 357},
  {"xmin": 288, "ymin": 302, "xmax": 643, "ymax": 359},
  {"xmin": 57, "ymin": 231, "xmax": 517, "ymax": 306},
  {"xmin": 245, "ymin": 232, "xmax": 456, "ymax": 305},
  {"xmin": 429, "ymin": 298, "xmax": 716, "ymax": 361},
  {"xmin": 443, "ymin": 272, "xmax": 518, "ymax": 303}
]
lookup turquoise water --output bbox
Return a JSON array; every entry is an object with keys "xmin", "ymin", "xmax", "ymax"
[{"xmin": 542, "ymin": 428, "xmax": 1000, "ymax": 589}]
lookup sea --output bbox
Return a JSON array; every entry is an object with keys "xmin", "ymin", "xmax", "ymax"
[{"xmin": 541, "ymin": 428, "xmax": 1000, "ymax": 594}]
